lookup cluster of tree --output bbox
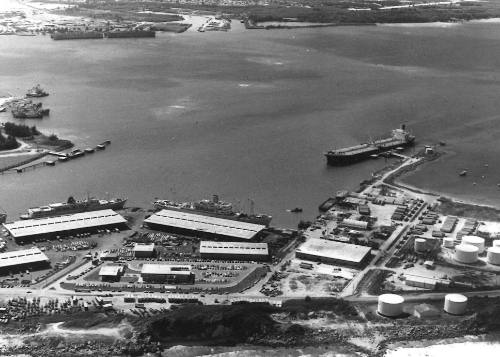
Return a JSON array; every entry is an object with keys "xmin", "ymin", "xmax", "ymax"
[
  {"xmin": 3, "ymin": 122, "xmax": 39, "ymax": 138},
  {"xmin": 0, "ymin": 132, "xmax": 19, "ymax": 151}
]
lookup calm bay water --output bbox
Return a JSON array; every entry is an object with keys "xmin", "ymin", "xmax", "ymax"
[{"xmin": 1, "ymin": 22, "xmax": 500, "ymax": 226}]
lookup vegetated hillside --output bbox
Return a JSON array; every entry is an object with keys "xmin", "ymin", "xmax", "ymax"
[
  {"xmin": 140, "ymin": 303, "xmax": 279, "ymax": 345},
  {"xmin": 138, "ymin": 298, "xmax": 360, "ymax": 345}
]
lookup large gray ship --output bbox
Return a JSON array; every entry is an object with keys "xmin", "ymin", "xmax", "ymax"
[
  {"xmin": 20, "ymin": 196, "xmax": 127, "ymax": 220},
  {"xmin": 153, "ymin": 195, "xmax": 272, "ymax": 227},
  {"xmin": 325, "ymin": 125, "xmax": 415, "ymax": 166}
]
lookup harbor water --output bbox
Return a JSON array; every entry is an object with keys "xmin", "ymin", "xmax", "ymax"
[{"xmin": 2, "ymin": 21, "xmax": 500, "ymax": 226}]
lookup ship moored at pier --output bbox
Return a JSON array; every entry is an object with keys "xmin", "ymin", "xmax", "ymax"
[
  {"xmin": 325, "ymin": 125, "xmax": 415, "ymax": 166},
  {"xmin": 153, "ymin": 195, "xmax": 272, "ymax": 227},
  {"xmin": 20, "ymin": 196, "xmax": 127, "ymax": 220}
]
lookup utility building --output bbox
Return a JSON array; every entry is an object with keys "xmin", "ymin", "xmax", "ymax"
[
  {"xmin": 296, "ymin": 238, "xmax": 372, "ymax": 268},
  {"xmin": 144, "ymin": 209, "xmax": 265, "ymax": 241},
  {"xmin": 99, "ymin": 265, "xmax": 124, "ymax": 282},
  {"xmin": 140, "ymin": 264, "xmax": 194, "ymax": 284},
  {"xmin": 133, "ymin": 243, "xmax": 155, "ymax": 258},
  {"xmin": 199, "ymin": 241, "xmax": 269, "ymax": 261},
  {"xmin": 0, "ymin": 248, "xmax": 50, "ymax": 275},
  {"xmin": 3, "ymin": 209, "xmax": 128, "ymax": 244}
]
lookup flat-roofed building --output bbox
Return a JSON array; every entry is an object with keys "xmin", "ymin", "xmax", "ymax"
[
  {"xmin": 296, "ymin": 238, "xmax": 372, "ymax": 268},
  {"xmin": 199, "ymin": 241, "xmax": 269, "ymax": 261},
  {"xmin": 3, "ymin": 209, "xmax": 128, "ymax": 244},
  {"xmin": 133, "ymin": 243, "xmax": 155, "ymax": 258},
  {"xmin": 140, "ymin": 264, "xmax": 194, "ymax": 284},
  {"xmin": 0, "ymin": 247, "xmax": 50, "ymax": 275},
  {"xmin": 99, "ymin": 264, "xmax": 124, "ymax": 282},
  {"xmin": 144, "ymin": 209, "xmax": 265, "ymax": 241}
]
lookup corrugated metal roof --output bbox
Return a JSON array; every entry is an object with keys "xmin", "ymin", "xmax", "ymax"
[
  {"xmin": 99, "ymin": 265, "xmax": 123, "ymax": 276},
  {"xmin": 141, "ymin": 264, "xmax": 192, "ymax": 275},
  {"xmin": 297, "ymin": 238, "xmax": 371, "ymax": 264},
  {"xmin": 133, "ymin": 243, "xmax": 155, "ymax": 252},
  {"xmin": 200, "ymin": 241, "xmax": 268, "ymax": 256},
  {"xmin": 144, "ymin": 209, "xmax": 265, "ymax": 240},
  {"xmin": 0, "ymin": 247, "xmax": 49, "ymax": 269},
  {"xmin": 3, "ymin": 209, "xmax": 127, "ymax": 238}
]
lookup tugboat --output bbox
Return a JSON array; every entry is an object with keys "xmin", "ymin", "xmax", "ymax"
[{"xmin": 26, "ymin": 84, "xmax": 49, "ymax": 98}]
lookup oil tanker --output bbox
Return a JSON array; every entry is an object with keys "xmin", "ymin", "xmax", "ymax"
[
  {"xmin": 20, "ymin": 196, "xmax": 127, "ymax": 220},
  {"xmin": 105, "ymin": 30, "xmax": 155, "ymax": 38},
  {"xmin": 50, "ymin": 31, "xmax": 104, "ymax": 40},
  {"xmin": 325, "ymin": 125, "xmax": 415, "ymax": 166},
  {"xmin": 153, "ymin": 195, "xmax": 272, "ymax": 227}
]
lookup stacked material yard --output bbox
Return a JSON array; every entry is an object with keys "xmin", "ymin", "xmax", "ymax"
[
  {"xmin": 440, "ymin": 216, "xmax": 458, "ymax": 233},
  {"xmin": 421, "ymin": 211, "xmax": 438, "ymax": 225},
  {"xmin": 391, "ymin": 205, "xmax": 408, "ymax": 221},
  {"xmin": 456, "ymin": 219, "xmax": 478, "ymax": 240}
]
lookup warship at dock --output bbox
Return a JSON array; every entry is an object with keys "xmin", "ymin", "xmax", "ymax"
[
  {"xmin": 153, "ymin": 195, "xmax": 272, "ymax": 226},
  {"xmin": 11, "ymin": 100, "xmax": 49, "ymax": 119},
  {"xmin": 50, "ymin": 31, "xmax": 104, "ymax": 40},
  {"xmin": 325, "ymin": 125, "xmax": 415, "ymax": 166},
  {"xmin": 105, "ymin": 30, "xmax": 155, "ymax": 38},
  {"xmin": 20, "ymin": 196, "xmax": 127, "ymax": 220}
]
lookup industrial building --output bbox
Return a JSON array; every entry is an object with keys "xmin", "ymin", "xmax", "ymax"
[
  {"xmin": 140, "ymin": 264, "xmax": 194, "ymax": 284},
  {"xmin": 99, "ymin": 265, "xmax": 124, "ymax": 282},
  {"xmin": 3, "ymin": 209, "xmax": 128, "ymax": 244},
  {"xmin": 199, "ymin": 241, "xmax": 269, "ymax": 261},
  {"xmin": 144, "ymin": 209, "xmax": 266, "ymax": 241},
  {"xmin": 0, "ymin": 248, "xmax": 50, "ymax": 275},
  {"xmin": 296, "ymin": 238, "xmax": 372, "ymax": 268},
  {"xmin": 133, "ymin": 243, "xmax": 155, "ymax": 258}
]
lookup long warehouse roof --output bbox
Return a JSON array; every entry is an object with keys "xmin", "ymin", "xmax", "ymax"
[
  {"xmin": 296, "ymin": 238, "xmax": 371, "ymax": 264},
  {"xmin": 200, "ymin": 241, "xmax": 269, "ymax": 255},
  {"xmin": 3, "ymin": 209, "xmax": 127, "ymax": 238},
  {"xmin": 141, "ymin": 264, "xmax": 192, "ymax": 275},
  {"xmin": 0, "ymin": 247, "xmax": 49, "ymax": 269},
  {"xmin": 144, "ymin": 209, "xmax": 266, "ymax": 240}
]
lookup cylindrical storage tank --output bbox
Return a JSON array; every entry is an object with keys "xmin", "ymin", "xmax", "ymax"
[
  {"xmin": 487, "ymin": 246, "xmax": 500, "ymax": 265},
  {"xmin": 454, "ymin": 244, "xmax": 479, "ymax": 264},
  {"xmin": 462, "ymin": 235, "xmax": 485, "ymax": 253},
  {"xmin": 443, "ymin": 237, "xmax": 455, "ymax": 248},
  {"xmin": 493, "ymin": 240, "xmax": 500, "ymax": 247},
  {"xmin": 377, "ymin": 294, "xmax": 404, "ymax": 317},
  {"xmin": 444, "ymin": 294, "xmax": 468, "ymax": 315},
  {"xmin": 414, "ymin": 238, "xmax": 426, "ymax": 252}
]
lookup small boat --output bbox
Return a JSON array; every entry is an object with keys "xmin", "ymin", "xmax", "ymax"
[
  {"xmin": 96, "ymin": 144, "xmax": 106, "ymax": 150},
  {"xmin": 67, "ymin": 149, "xmax": 84, "ymax": 158},
  {"xmin": 370, "ymin": 154, "xmax": 379, "ymax": 159},
  {"xmin": 290, "ymin": 207, "xmax": 303, "ymax": 213},
  {"xmin": 58, "ymin": 156, "xmax": 68, "ymax": 162},
  {"xmin": 102, "ymin": 140, "xmax": 111, "ymax": 145},
  {"xmin": 84, "ymin": 148, "xmax": 95, "ymax": 153},
  {"xmin": 459, "ymin": 170, "xmax": 467, "ymax": 177},
  {"xmin": 45, "ymin": 161, "xmax": 56, "ymax": 166},
  {"xmin": 0, "ymin": 106, "xmax": 6, "ymax": 113}
]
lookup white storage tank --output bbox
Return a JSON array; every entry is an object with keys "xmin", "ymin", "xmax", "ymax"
[
  {"xmin": 462, "ymin": 235, "xmax": 485, "ymax": 253},
  {"xmin": 443, "ymin": 237, "xmax": 455, "ymax": 248},
  {"xmin": 487, "ymin": 246, "xmax": 500, "ymax": 265},
  {"xmin": 493, "ymin": 240, "xmax": 500, "ymax": 247},
  {"xmin": 414, "ymin": 238, "xmax": 427, "ymax": 253},
  {"xmin": 444, "ymin": 294, "xmax": 468, "ymax": 315},
  {"xmin": 454, "ymin": 244, "xmax": 479, "ymax": 264},
  {"xmin": 377, "ymin": 294, "xmax": 404, "ymax": 317}
]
